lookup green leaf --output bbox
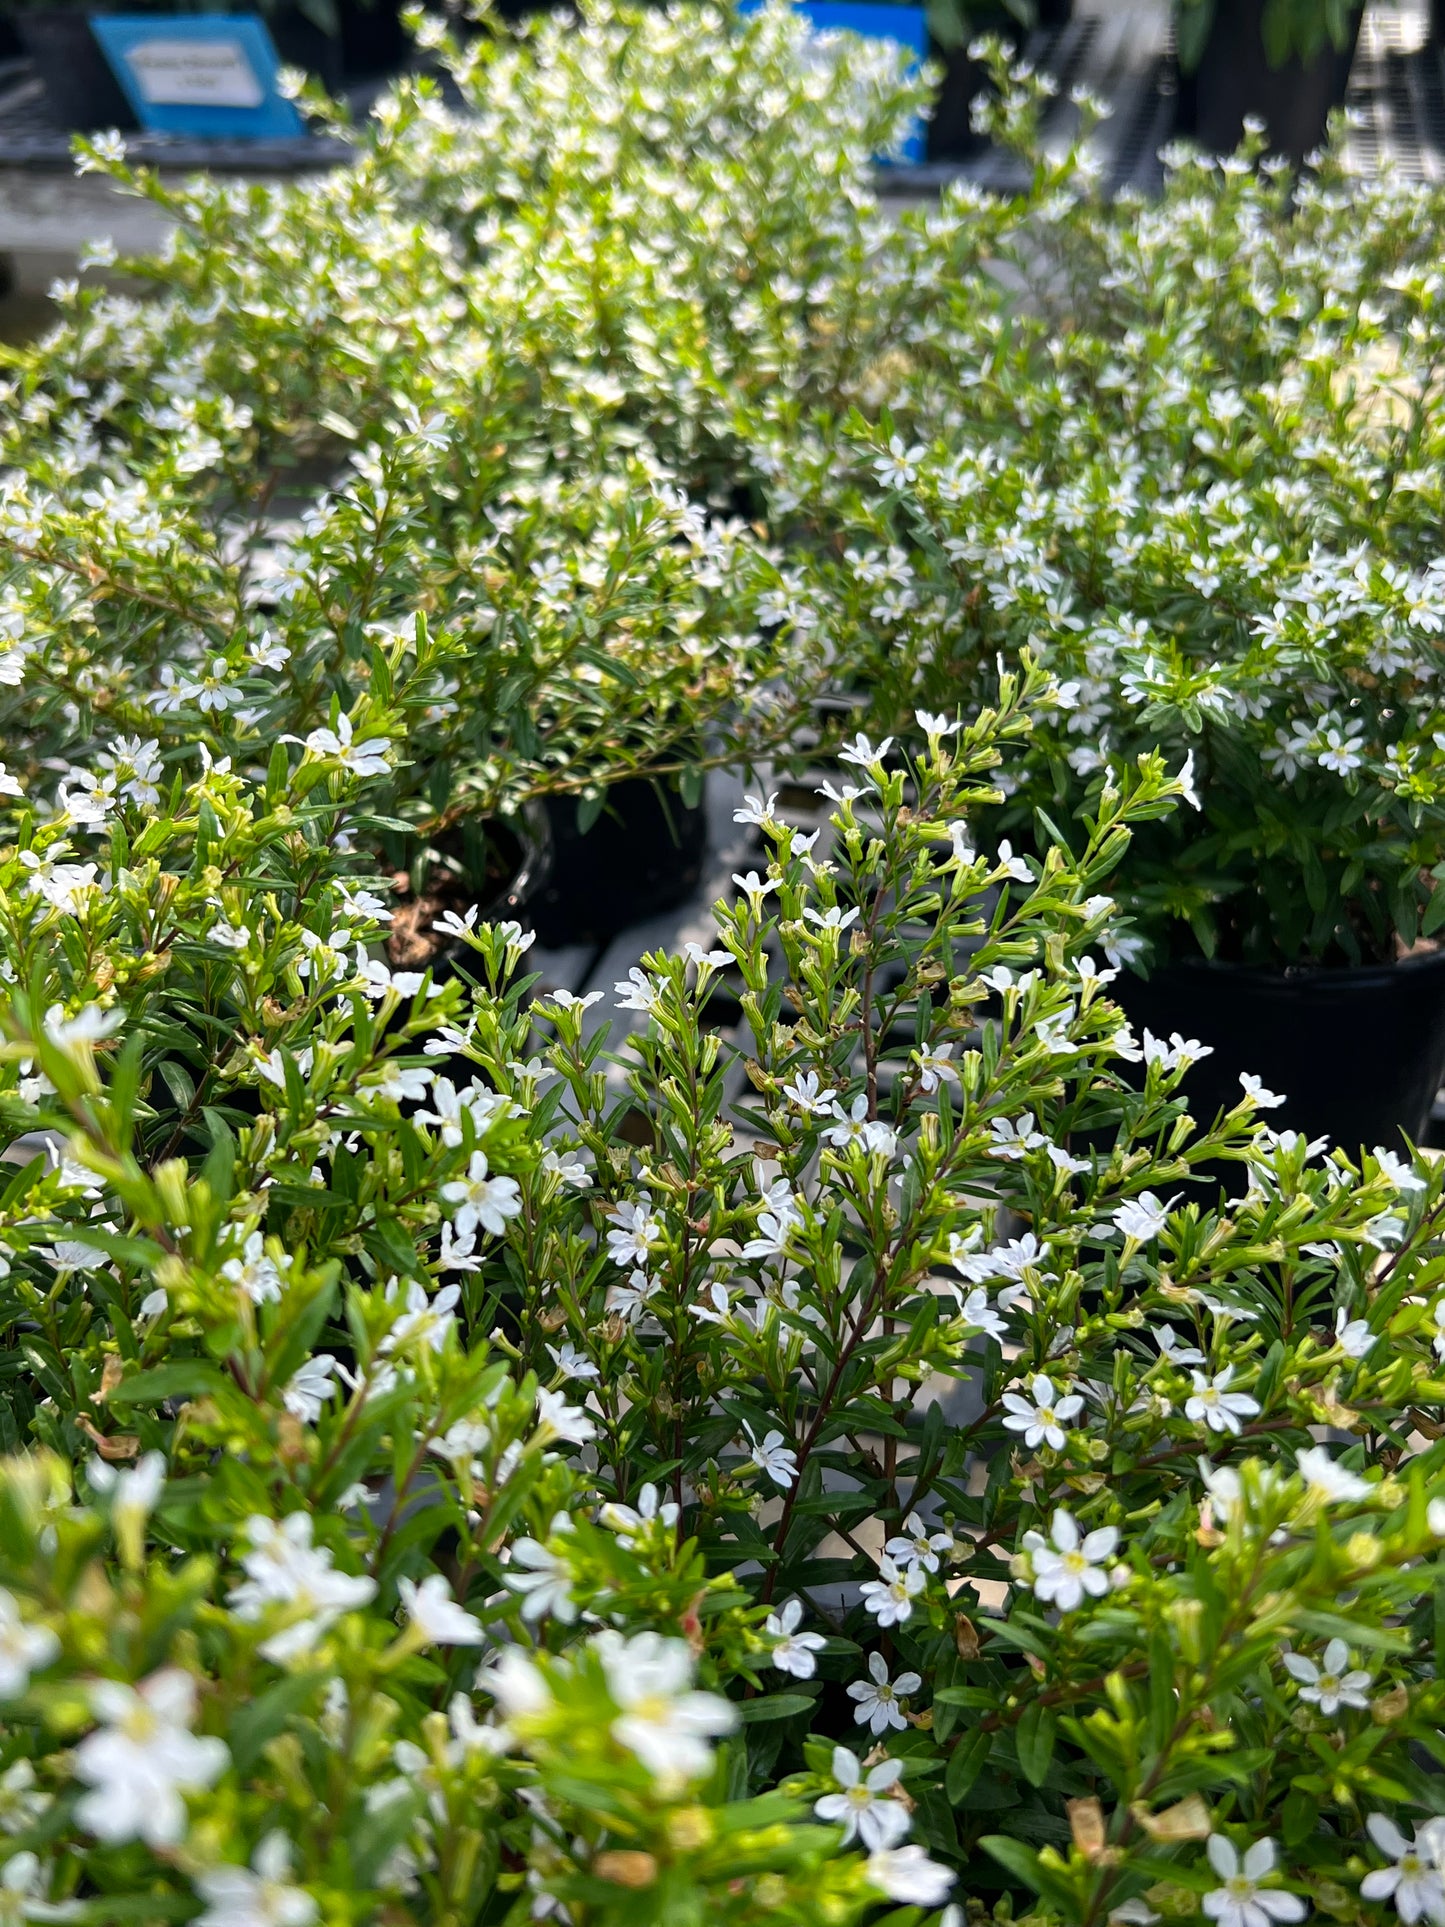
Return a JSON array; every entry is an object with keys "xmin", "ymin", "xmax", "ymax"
[
  {"xmin": 107, "ymin": 1361, "xmax": 231, "ymax": 1407},
  {"xmin": 1016, "ymin": 1700, "xmax": 1056, "ymax": 1786},
  {"xmin": 737, "ymin": 1693, "xmax": 816, "ymax": 1723},
  {"xmin": 945, "ymin": 1725, "xmax": 991, "ymax": 1804},
  {"xmin": 229, "ymin": 1671, "xmax": 325, "ymax": 1773}
]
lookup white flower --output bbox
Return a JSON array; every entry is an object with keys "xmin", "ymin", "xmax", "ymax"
[
  {"xmin": 1143, "ymin": 1029, "xmax": 1212, "ymax": 1073},
  {"xmin": 1001, "ymin": 1374, "xmax": 1082, "ymax": 1451},
  {"xmin": 41, "ymin": 1002, "xmax": 120, "ymax": 1055},
  {"xmin": 87, "ymin": 1451, "xmax": 165, "ymax": 1560},
  {"xmin": 0, "ymin": 1759, "xmax": 47, "ymax": 1836},
  {"xmin": 1177, "ymin": 749, "xmax": 1202, "ymax": 808},
  {"xmin": 598, "ymin": 1482, "xmax": 678, "ymax": 1543},
  {"xmin": 1186, "ymin": 1367, "xmax": 1260, "ymax": 1436},
  {"xmin": 1240, "ymin": 1073, "xmax": 1287, "ymax": 1108},
  {"xmin": 282, "ymin": 1356, "xmax": 337, "ymax": 1424},
  {"xmin": 994, "ymin": 840, "xmax": 1032, "ymax": 883},
  {"xmin": 195, "ymin": 1831, "xmax": 317, "ymax": 1927},
  {"xmin": 1374, "ymin": 1148, "xmax": 1428, "ymax": 1193},
  {"xmin": 1153, "ymin": 1326, "xmax": 1206, "ymax": 1368},
  {"xmin": 0, "ymin": 1851, "xmax": 75, "ymax": 1924},
  {"xmin": 948, "ymin": 820, "xmax": 977, "ymax": 866},
  {"xmin": 1318, "ymin": 723, "xmax": 1366, "ymax": 776},
  {"xmin": 605, "ymin": 1197, "xmax": 661, "ymax": 1269},
  {"xmin": 596, "ymin": 1631, "xmax": 737, "ymax": 1785},
  {"xmin": 884, "ymin": 1511, "xmax": 953, "ymax": 1574},
  {"xmin": 847, "ymin": 1650, "xmax": 921, "ymax": 1735},
  {"xmin": 958, "ymin": 1285, "xmax": 1009, "ymax": 1341},
  {"xmin": 381, "ymin": 1280, "xmax": 460, "ymax": 1356},
  {"xmin": 399, "ymin": 1574, "xmax": 484, "ymax": 1646},
  {"xmin": 533, "ymin": 1386, "xmax": 596, "ymax": 1447},
  {"xmin": 368, "ymin": 1061, "xmax": 433, "ymax": 1104},
  {"xmin": 743, "ymin": 1426, "xmax": 798, "ymax": 1488},
  {"xmin": 838, "ymin": 731, "xmax": 894, "ymax": 769},
  {"xmin": 614, "ymin": 967, "xmax": 662, "ymax": 1013},
  {"xmin": 0, "ymin": 1592, "xmax": 58, "ymax": 1699},
  {"xmin": 1334, "ymin": 1308, "xmax": 1376, "ymax": 1359},
  {"xmin": 873, "ymin": 434, "xmax": 925, "ymax": 488},
  {"xmin": 1203, "ymin": 1837, "xmax": 1306, "ymax": 1927},
  {"xmin": 1282, "ymin": 1639, "xmax": 1371, "ymax": 1715},
  {"xmin": 1361, "ymin": 1814, "xmax": 1445, "ymax": 1924},
  {"xmin": 440, "ymin": 1151, "xmax": 522, "ymax": 1239},
  {"xmin": 814, "ymin": 1745, "xmax": 909, "ymax": 1850},
  {"xmin": 1114, "ymin": 1192, "xmax": 1174, "ymax": 1243},
  {"xmin": 222, "ymin": 1231, "xmax": 288, "ymax": 1306},
  {"xmin": 804, "ymin": 904, "xmax": 861, "ymax": 934},
  {"xmin": 765, "ymin": 1599, "xmax": 827, "ymax": 1679},
  {"xmin": 74, "ymin": 1670, "xmax": 229, "ymax": 1847},
  {"xmin": 865, "ymin": 1844, "xmax": 955, "ymax": 1907},
  {"xmin": 782, "ymin": 1068, "xmax": 838, "ymax": 1114},
  {"xmin": 505, "ymin": 1538, "xmax": 576, "ymax": 1624},
  {"xmin": 1296, "ymin": 1447, "xmax": 1372, "ymax": 1504},
  {"xmin": 1022, "ymin": 1509, "xmax": 1119, "ymax": 1612},
  {"xmin": 825, "ymin": 1095, "xmax": 897, "ymax": 1156},
  {"xmin": 860, "ymin": 1556, "xmax": 926, "ymax": 1628},
  {"xmin": 733, "ymin": 791, "xmax": 778, "ymax": 827},
  {"xmin": 741, "ymin": 1196, "xmax": 801, "ymax": 1261},
  {"xmin": 545, "ymin": 1340, "xmax": 598, "ymax": 1382},
  {"xmin": 606, "ymin": 1268, "xmax": 658, "ymax": 1325},
  {"xmin": 916, "ymin": 709, "xmax": 963, "ymax": 740},
  {"xmin": 482, "ymin": 1646, "xmax": 553, "ymax": 1727},
  {"xmin": 914, "ymin": 1044, "xmax": 958, "ymax": 1093},
  {"xmin": 817, "ymin": 778, "xmax": 866, "ymax": 805},
  {"xmin": 303, "ymin": 711, "xmax": 391, "ymax": 776},
  {"xmin": 227, "ymin": 1514, "xmax": 375, "ymax": 1662},
  {"xmin": 731, "ymin": 870, "xmax": 781, "ymax": 911},
  {"xmin": 988, "ymin": 1112, "xmax": 1048, "ymax": 1160}
]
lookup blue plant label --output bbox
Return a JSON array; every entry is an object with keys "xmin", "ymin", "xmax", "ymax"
[{"xmin": 88, "ymin": 15, "xmax": 304, "ymax": 140}]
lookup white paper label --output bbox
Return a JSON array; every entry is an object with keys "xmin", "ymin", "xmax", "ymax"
[{"xmin": 122, "ymin": 37, "xmax": 265, "ymax": 109}]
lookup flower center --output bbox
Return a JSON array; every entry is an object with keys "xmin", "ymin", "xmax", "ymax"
[
  {"xmin": 631, "ymin": 1694, "xmax": 672, "ymax": 1726},
  {"xmin": 1062, "ymin": 1551, "xmax": 1088, "ymax": 1574},
  {"xmin": 1227, "ymin": 1877, "xmax": 1255, "ymax": 1899},
  {"xmin": 120, "ymin": 1704, "xmax": 159, "ymax": 1743},
  {"xmin": 846, "ymin": 1785, "xmax": 872, "ymax": 1808}
]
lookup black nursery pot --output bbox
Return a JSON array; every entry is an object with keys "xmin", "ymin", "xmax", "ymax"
[
  {"xmin": 386, "ymin": 808, "xmax": 551, "ymax": 984},
  {"xmin": 1174, "ymin": 0, "xmax": 1361, "ymax": 164},
  {"xmin": 1113, "ymin": 949, "xmax": 1445, "ymax": 1154},
  {"xmin": 15, "ymin": 12, "xmax": 138, "ymax": 131},
  {"xmin": 528, "ymin": 774, "xmax": 708, "ymax": 949}
]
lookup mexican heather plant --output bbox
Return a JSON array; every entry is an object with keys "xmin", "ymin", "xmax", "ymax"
[
  {"xmin": 753, "ymin": 66, "xmax": 1445, "ymax": 966},
  {"xmin": 0, "ymin": 661, "xmax": 1444, "ymax": 1924},
  {"xmin": 0, "ymin": 1, "xmax": 954, "ymax": 834}
]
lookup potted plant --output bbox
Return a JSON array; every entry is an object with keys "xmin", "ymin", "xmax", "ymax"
[
  {"xmin": 2, "ymin": 666, "xmax": 1443, "ymax": 1921},
  {"xmin": 1173, "ymin": 0, "xmax": 1363, "ymax": 161},
  {"xmin": 0, "ymin": 1, "xmax": 948, "ymax": 940},
  {"xmin": 749, "ymin": 61, "xmax": 1445, "ymax": 1148}
]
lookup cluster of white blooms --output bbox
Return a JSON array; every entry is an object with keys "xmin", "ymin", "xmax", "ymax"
[
  {"xmin": 4, "ymin": 18, "xmax": 1445, "ymax": 1926},
  {"xmin": 742, "ymin": 61, "xmax": 1445, "ymax": 969}
]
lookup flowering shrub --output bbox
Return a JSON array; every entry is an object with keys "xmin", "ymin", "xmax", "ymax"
[
  {"xmin": 0, "ymin": 2, "xmax": 954, "ymax": 835},
  {"xmin": 3, "ymin": 646, "xmax": 1445, "ymax": 1921},
  {"xmin": 753, "ymin": 71, "xmax": 1445, "ymax": 965}
]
